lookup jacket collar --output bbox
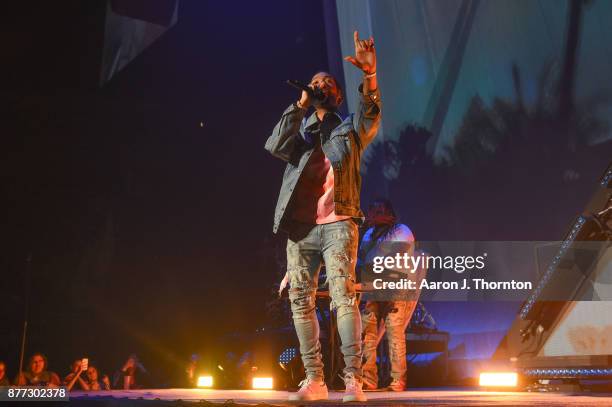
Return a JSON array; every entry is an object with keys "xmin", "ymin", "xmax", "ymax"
[{"xmin": 304, "ymin": 110, "xmax": 343, "ymax": 132}]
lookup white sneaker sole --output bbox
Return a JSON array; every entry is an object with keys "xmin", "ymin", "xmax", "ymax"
[
  {"xmin": 342, "ymin": 393, "xmax": 367, "ymax": 402},
  {"xmin": 288, "ymin": 391, "xmax": 329, "ymax": 401}
]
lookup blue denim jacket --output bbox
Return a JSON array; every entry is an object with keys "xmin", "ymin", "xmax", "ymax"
[{"xmin": 265, "ymin": 85, "xmax": 382, "ymax": 233}]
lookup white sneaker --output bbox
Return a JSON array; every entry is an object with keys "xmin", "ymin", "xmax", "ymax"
[
  {"xmin": 342, "ymin": 374, "xmax": 367, "ymax": 402},
  {"xmin": 288, "ymin": 377, "xmax": 328, "ymax": 401}
]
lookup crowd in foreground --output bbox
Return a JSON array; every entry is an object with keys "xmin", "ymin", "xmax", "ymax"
[{"xmin": 0, "ymin": 353, "xmax": 146, "ymax": 391}]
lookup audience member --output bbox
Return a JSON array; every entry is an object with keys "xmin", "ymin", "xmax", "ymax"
[
  {"xmin": 0, "ymin": 361, "xmax": 10, "ymax": 386},
  {"xmin": 14, "ymin": 353, "xmax": 61, "ymax": 387},
  {"xmin": 114, "ymin": 354, "xmax": 146, "ymax": 390},
  {"xmin": 185, "ymin": 354, "xmax": 199, "ymax": 387},
  {"xmin": 84, "ymin": 366, "xmax": 110, "ymax": 390},
  {"xmin": 64, "ymin": 359, "xmax": 88, "ymax": 391}
]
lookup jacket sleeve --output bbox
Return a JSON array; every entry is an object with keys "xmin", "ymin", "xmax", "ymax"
[
  {"xmin": 264, "ymin": 103, "xmax": 307, "ymax": 162},
  {"xmin": 353, "ymin": 84, "xmax": 382, "ymax": 149}
]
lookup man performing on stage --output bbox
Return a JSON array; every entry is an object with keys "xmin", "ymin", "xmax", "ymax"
[
  {"xmin": 265, "ymin": 31, "xmax": 380, "ymax": 402},
  {"xmin": 359, "ymin": 199, "xmax": 421, "ymax": 392}
]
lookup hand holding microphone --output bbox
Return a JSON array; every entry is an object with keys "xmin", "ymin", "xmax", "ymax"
[{"xmin": 286, "ymin": 79, "xmax": 325, "ymax": 110}]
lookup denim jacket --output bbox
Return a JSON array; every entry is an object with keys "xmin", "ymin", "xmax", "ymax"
[{"xmin": 265, "ymin": 85, "xmax": 382, "ymax": 233}]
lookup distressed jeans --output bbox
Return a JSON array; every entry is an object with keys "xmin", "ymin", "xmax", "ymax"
[
  {"xmin": 286, "ymin": 219, "xmax": 362, "ymax": 381},
  {"xmin": 361, "ymin": 300, "xmax": 417, "ymax": 387}
]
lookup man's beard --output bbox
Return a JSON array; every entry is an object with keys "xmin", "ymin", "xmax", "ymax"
[{"xmin": 313, "ymin": 94, "xmax": 338, "ymax": 111}]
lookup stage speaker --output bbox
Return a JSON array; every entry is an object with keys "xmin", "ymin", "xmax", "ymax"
[{"xmin": 494, "ymin": 162, "xmax": 612, "ymax": 380}]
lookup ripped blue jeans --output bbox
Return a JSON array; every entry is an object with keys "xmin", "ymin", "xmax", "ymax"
[
  {"xmin": 286, "ymin": 219, "xmax": 362, "ymax": 381},
  {"xmin": 361, "ymin": 300, "xmax": 417, "ymax": 387}
]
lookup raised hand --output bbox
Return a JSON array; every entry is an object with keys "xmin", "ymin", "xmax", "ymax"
[
  {"xmin": 298, "ymin": 85, "xmax": 314, "ymax": 110},
  {"xmin": 344, "ymin": 31, "xmax": 376, "ymax": 75}
]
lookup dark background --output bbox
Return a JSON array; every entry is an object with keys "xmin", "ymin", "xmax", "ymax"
[{"xmin": 2, "ymin": 0, "xmax": 330, "ymax": 384}]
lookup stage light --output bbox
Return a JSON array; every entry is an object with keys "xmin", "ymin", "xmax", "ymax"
[
  {"xmin": 217, "ymin": 365, "xmax": 224, "ymax": 371},
  {"xmin": 523, "ymin": 368, "xmax": 612, "ymax": 378},
  {"xmin": 278, "ymin": 347, "xmax": 297, "ymax": 364},
  {"xmin": 197, "ymin": 375, "xmax": 213, "ymax": 387},
  {"xmin": 479, "ymin": 372, "xmax": 518, "ymax": 387},
  {"xmin": 519, "ymin": 216, "xmax": 586, "ymax": 319},
  {"xmin": 252, "ymin": 377, "xmax": 273, "ymax": 389}
]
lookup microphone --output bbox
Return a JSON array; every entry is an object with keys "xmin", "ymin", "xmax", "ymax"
[{"xmin": 286, "ymin": 79, "xmax": 326, "ymax": 101}]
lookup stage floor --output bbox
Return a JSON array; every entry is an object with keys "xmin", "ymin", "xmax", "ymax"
[{"xmin": 70, "ymin": 388, "xmax": 612, "ymax": 406}]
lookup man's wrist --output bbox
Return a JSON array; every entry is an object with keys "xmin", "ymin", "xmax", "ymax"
[
  {"xmin": 363, "ymin": 72, "xmax": 378, "ymax": 93},
  {"xmin": 363, "ymin": 71, "xmax": 376, "ymax": 79}
]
